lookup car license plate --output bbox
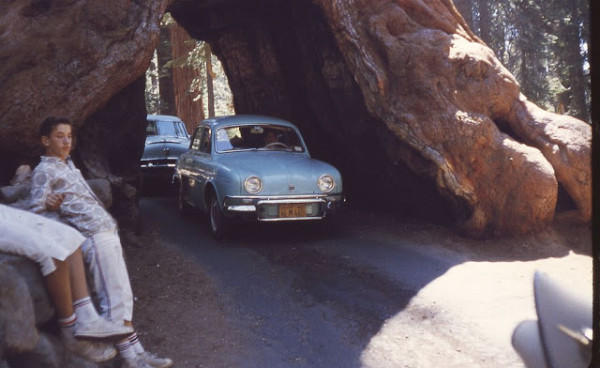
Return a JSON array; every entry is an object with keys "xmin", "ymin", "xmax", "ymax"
[{"xmin": 279, "ymin": 203, "xmax": 306, "ymax": 218}]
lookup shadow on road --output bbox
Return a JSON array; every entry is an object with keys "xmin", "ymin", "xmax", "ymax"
[{"xmin": 134, "ymin": 197, "xmax": 592, "ymax": 368}]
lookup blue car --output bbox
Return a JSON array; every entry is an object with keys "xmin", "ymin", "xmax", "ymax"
[
  {"xmin": 173, "ymin": 115, "xmax": 344, "ymax": 239},
  {"xmin": 141, "ymin": 114, "xmax": 191, "ymax": 179}
]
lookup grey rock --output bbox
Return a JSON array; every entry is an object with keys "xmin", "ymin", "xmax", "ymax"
[
  {"xmin": 0, "ymin": 183, "xmax": 30, "ymax": 205},
  {"xmin": 0, "ymin": 254, "xmax": 54, "ymax": 326},
  {"xmin": 6, "ymin": 332, "xmax": 60, "ymax": 368},
  {"xmin": 0, "ymin": 260, "xmax": 40, "ymax": 353},
  {"xmin": 0, "ymin": 253, "xmax": 118, "ymax": 367}
]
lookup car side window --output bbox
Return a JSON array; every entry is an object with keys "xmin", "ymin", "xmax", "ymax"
[
  {"xmin": 199, "ymin": 128, "xmax": 212, "ymax": 154},
  {"xmin": 175, "ymin": 121, "xmax": 189, "ymax": 137},
  {"xmin": 191, "ymin": 127, "xmax": 204, "ymax": 151},
  {"xmin": 146, "ymin": 121, "xmax": 157, "ymax": 136},
  {"xmin": 190, "ymin": 127, "xmax": 211, "ymax": 154}
]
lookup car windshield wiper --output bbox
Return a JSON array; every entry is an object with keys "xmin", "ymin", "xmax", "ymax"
[
  {"xmin": 221, "ymin": 147, "xmax": 258, "ymax": 152},
  {"xmin": 257, "ymin": 147, "xmax": 290, "ymax": 151}
]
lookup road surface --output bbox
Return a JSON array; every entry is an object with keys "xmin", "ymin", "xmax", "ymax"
[{"xmin": 132, "ymin": 197, "xmax": 592, "ymax": 368}]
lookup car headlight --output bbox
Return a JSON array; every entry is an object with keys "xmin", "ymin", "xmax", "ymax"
[
  {"xmin": 317, "ymin": 174, "xmax": 335, "ymax": 193},
  {"xmin": 244, "ymin": 176, "xmax": 262, "ymax": 194}
]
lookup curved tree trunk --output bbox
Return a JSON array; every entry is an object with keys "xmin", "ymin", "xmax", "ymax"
[
  {"xmin": 0, "ymin": 0, "xmax": 590, "ymax": 237},
  {"xmin": 313, "ymin": 0, "xmax": 590, "ymax": 235}
]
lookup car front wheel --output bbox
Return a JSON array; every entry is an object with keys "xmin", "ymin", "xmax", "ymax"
[{"xmin": 208, "ymin": 192, "xmax": 227, "ymax": 240}]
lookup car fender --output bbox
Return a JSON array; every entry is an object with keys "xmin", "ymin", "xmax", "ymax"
[
  {"xmin": 309, "ymin": 159, "xmax": 344, "ymax": 193},
  {"xmin": 201, "ymin": 165, "xmax": 241, "ymax": 214}
]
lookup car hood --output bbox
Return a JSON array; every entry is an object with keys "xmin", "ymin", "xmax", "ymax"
[{"xmin": 218, "ymin": 152, "xmax": 342, "ymax": 195}]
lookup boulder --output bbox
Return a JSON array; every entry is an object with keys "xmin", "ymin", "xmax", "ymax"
[{"xmin": 0, "ymin": 253, "xmax": 121, "ymax": 368}]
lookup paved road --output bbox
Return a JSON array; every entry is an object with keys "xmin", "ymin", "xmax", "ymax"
[{"xmin": 137, "ymin": 197, "xmax": 591, "ymax": 368}]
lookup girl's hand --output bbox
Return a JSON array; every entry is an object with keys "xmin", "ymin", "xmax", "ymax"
[{"xmin": 46, "ymin": 193, "xmax": 65, "ymax": 211}]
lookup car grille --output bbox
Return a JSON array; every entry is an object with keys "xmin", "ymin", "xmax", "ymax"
[{"xmin": 140, "ymin": 159, "xmax": 177, "ymax": 168}]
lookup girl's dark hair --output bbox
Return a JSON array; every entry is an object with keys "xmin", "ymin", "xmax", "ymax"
[{"xmin": 39, "ymin": 116, "xmax": 72, "ymax": 137}]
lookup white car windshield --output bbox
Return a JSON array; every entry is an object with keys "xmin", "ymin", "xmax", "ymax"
[{"xmin": 215, "ymin": 125, "xmax": 305, "ymax": 153}]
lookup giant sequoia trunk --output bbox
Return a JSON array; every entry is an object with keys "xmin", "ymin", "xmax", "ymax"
[
  {"xmin": 170, "ymin": 0, "xmax": 590, "ymax": 236},
  {"xmin": 0, "ymin": 0, "xmax": 591, "ymax": 237},
  {"xmin": 311, "ymin": 0, "xmax": 591, "ymax": 235},
  {"xmin": 0, "ymin": 0, "xmax": 170, "ymax": 231},
  {"xmin": 169, "ymin": 23, "xmax": 205, "ymax": 131}
]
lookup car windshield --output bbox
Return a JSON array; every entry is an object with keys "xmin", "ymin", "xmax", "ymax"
[
  {"xmin": 147, "ymin": 120, "xmax": 189, "ymax": 138},
  {"xmin": 215, "ymin": 125, "xmax": 305, "ymax": 153}
]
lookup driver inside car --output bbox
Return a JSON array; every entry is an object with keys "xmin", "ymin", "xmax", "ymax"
[{"xmin": 264, "ymin": 130, "xmax": 278, "ymax": 145}]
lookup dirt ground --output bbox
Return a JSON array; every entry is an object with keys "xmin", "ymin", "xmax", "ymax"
[
  {"xmin": 123, "ymin": 233, "xmax": 244, "ymax": 368},
  {"xmin": 122, "ymin": 207, "xmax": 594, "ymax": 368}
]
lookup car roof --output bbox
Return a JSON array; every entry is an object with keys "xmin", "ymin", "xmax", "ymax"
[
  {"xmin": 199, "ymin": 115, "xmax": 298, "ymax": 129},
  {"xmin": 147, "ymin": 114, "xmax": 184, "ymax": 122}
]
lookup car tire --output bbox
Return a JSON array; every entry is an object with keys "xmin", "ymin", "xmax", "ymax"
[
  {"xmin": 177, "ymin": 181, "xmax": 192, "ymax": 216},
  {"xmin": 208, "ymin": 191, "xmax": 227, "ymax": 240}
]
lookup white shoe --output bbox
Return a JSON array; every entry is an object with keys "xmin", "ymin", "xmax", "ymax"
[
  {"xmin": 63, "ymin": 336, "xmax": 117, "ymax": 362},
  {"xmin": 138, "ymin": 351, "xmax": 174, "ymax": 368},
  {"xmin": 74, "ymin": 317, "xmax": 134, "ymax": 339},
  {"xmin": 122, "ymin": 355, "xmax": 153, "ymax": 368}
]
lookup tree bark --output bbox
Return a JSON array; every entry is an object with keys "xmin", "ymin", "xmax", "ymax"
[
  {"xmin": 560, "ymin": 0, "xmax": 589, "ymax": 123},
  {"xmin": 312, "ymin": 0, "xmax": 590, "ymax": 235},
  {"xmin": 477, "ymin": 0, "xmax": 491, "ymax": 46},
  {"xmin": 157, "ymin": 23, "xmax": 177, "ymax": 115},
  {"xmin": 452, "ymin": 0, "xmax": 472, "ymax": 29},
  {"xmin": 205, "ymin": 45, "xmax": 216, "ymax": 118},
  {"xmin": 0, "ymin": 0, "xmax": 169, "ymax": 165},
  {"xmin": 0, "ymin": 0, "xmax": 590, "ymax": 237},
  {"xmin": 73, "ymin": 77, "xmax": 148, "ymax": 234},
  {"xmin": 170, "ymin": 23, "xmax": 204, "ymax": 132}
]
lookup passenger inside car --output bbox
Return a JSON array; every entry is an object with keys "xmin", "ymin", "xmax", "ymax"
[{"xmin": 146, "ymin": 124, "xmax": 157, "ymax": 136}]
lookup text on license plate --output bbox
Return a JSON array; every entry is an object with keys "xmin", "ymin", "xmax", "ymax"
[{"xmin": 278, "ymin": 203, "xmax": 306, "ymax": 218}]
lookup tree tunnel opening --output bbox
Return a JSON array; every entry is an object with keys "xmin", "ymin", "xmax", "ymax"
[
  {"xmin": 0, "ymin": 0, "xmax": 589, "ymax": 237},
  {"xmin": 160, "ymin": 3, "xmax": 458, "ymax": 226},
  {"xmin": 144, "ymin": 13, "xmax": 235, "ymax": 133}
]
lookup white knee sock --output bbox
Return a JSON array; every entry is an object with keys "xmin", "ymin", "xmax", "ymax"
[
  {"xmin": 129, "ymin": 332, "xmax": 145, "ymax": 354},
  {"xmin": 58, "ymin": 314, "xmax": 77, "ymax": 339},
  {"xmin": 117, "ymin": 335, "xmax": 137, "ymax": 360},
  {"xmin": 73, "ymin": 296, "xmax": 98, "ymax": 324}
]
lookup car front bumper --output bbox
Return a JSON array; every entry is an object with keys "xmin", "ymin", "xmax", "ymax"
[
  {"xmin": 223, "ymin": 194, "xmax": 344, "ymax": 221},
  {"xmin": 140, "ymin": 159, "xmax": 179, "ymax": 178},
  {"xmin": 140, "ymin": 158, "xmax": 178, "ymax": 169}
]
